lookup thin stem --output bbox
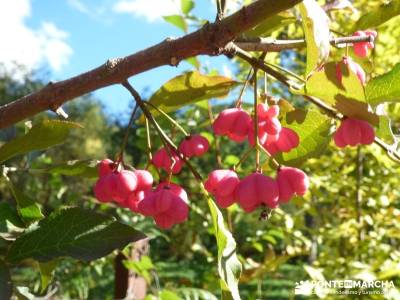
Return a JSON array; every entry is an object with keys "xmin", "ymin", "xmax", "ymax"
[
  {"xmin": 257, "ymin": 143, "xmax": 280, "ymax": 169},
  {"xmin": 253, "ymin": 69, "xmax": 260, "ymax": 171},
  {"xmin": 235, "ymin": 68, "xmax": 253, "ymax": 107},
  {"xmin": 122, "ymin": 81, "xmax": 203, "ymax": 181},
  {"xmin": 117, "ymin": 103, "xmax": 139, "ymax": 165},
  {"xmin": 264, "ymin": 61, "xmax": 306, "ymax": 83},
  {"xmin": 207, "ymin": 101, "xmax": 222, "ymax": 167},
  {"xmin": 234, "ymin": 147, "xmax": 254, "ymax": 170},
  {"xmin": 143, "ymin": 101, "xmax": 189, "ymax": 136}
]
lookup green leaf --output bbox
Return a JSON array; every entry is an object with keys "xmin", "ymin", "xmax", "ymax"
[
  {"xmin": 243, "ymin": 12, "xmax": 296, "ymax": 37},
  {"xmin": 366, "ymin": 63, "xmax": 400, "ymax": 105},
  {"xmin": 6, "ymin": 207, "xmax": 146, "ymax": 263},
  {"xmin": 0, "ymin": 260, "xmax": 12, "ymax": 300},
  {"xmin": 178, "ymin": 288, "xmax": 218, "ymax": 300},
  {"xmin": 0, "ymin": 120, "xmax": 82, "ymax": 164},
  {"xmin": 275, "ymin": 109, "xmax": 332, "ymax": 166},
  {"xmin": 304, "ymin": 61, "xmax": 379, "ymax": 125},
  {"xmin": 202, "ymin": 185, "xmax": 241, "ymax": 300},
  {"xmin": 8, "ymin": 181, "xmax": 44, "ymax": 226},
  {"xmin": 181, "ymin": 0, "xmax": 194, "ymax": 14},
  {"xmin": 148, "ymin": 71, "xmax": 239, "ymax": 115},
  {"xmin": 376, "ymin": 115, "xmax": 396, "ymax": 145},
  {"xmin": 354, "ymin": 0, "xmax": 400, "ymax": 30},
  {"xmin": 123, "ymin": 256, "xmax": 154, "ymax": 284},
  {"xmin": 185, "ymin": 57, "xmax": 200, "ymax": 69},
  {"xmin": 43, "ymin": 159, "xmax": 98, "ymax": 178},
  {"xmin": 299, "ymin": 0, "xmax": 330, "ymax": 76},
  {"xmin": 160, "ymin": 290, "xmax": 182, "ymax": 300},
  {"xmin": 163, "ymin": 15, "xmax": 188, "ymax": 33},
  {"xmin": 0, "ymin": 201, "xmax": 24, "ymax": 231},
  {"xmin": 39, "ymin": 260, "xmax": 57, "ymax": 292}
]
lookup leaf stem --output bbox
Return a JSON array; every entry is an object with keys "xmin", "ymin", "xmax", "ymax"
[
  {"xmin": 143, "ymin": 102, "xmax": 189, "ymax": 136},
  {"xmin": 116, "ymin": 103, "xmax": 139, "ymax": 166},
  {"xmin": 253, "ymin": 69, "xmax": 260, "ymax": 172}
]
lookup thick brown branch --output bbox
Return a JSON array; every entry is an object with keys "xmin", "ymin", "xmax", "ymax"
[
  {"xmin": 0, "ymin": 0, "xmax": 301, "ymax": 129},
  {"xmin": 235, "ymin": 35, "xmax": 374, "ymax": 52}
]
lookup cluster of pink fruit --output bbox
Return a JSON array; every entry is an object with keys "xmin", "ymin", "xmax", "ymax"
[
  {"xmin": 93, "ymin": 159, "xmax": 189, "ymax": 229},
  {"xmin": 334, "ymin": 30, "xmax": 377, "ymax": 148}
]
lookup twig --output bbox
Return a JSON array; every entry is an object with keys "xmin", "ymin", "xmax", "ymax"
[
  {"xmin": 235, "ymin": 35, "xmax": 374, "ymax": 52},
  {"xmin": 0, "ymin": 0, "xmax": 302, "ymax": 129},
  {"xmin": 121, "ymin": 81, "xmax": 203, "ymax": 181}
]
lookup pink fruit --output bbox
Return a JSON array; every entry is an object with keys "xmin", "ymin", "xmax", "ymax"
[
  {"xmin": 257, "ymin": 104, "xmax": 282, "ymax": 135},
  {"xmin": 152, "ymin": 147, "xmax": 183, "ymax": 174},
  {"xmin": 178, "ymin": 135, "xmax": 210, "ymax": 158},
  {"xmin": 333, "ymin": 118, "xmax": 375, "ymax": 148},
  {"xmin": 98, "ymin": 159, "xmax": 114, "ymax": 177},
  {"xmin": 235, "ymin": 172, "xmax": 279, "ymax": 212},
  {"xmin": 134, "ymin": 170, "xmax": 153, "ymax": 191},
  {"xmin": 137, "ymin": 183, "xmax": 189, "ymax": 229},
  {"xmin": 155, "ymin": 182, "xmax": 188, "ymax": 203},
  {"xmin": 277, "ymin": 167, "xmax": 309, "ymax": 203},
  {"xmin": 204, "ymin": 169, "xmax": 240, "ymax": 208},
  {"xmin": 93, "ymin": 173, "xmax": 120, "ymax": 202},
  {"xmin": 213, "ymin": 108, "xmax": 252, "ymax": 142},
  {"xmin": 263, "ymin": 127, "xmax": 299, "ymax": 155},
  {"xmin": 336, "ymin": 56, "xmax": 366, "ymax": 85},
  {"xmin": 114, "ymin": 170, "xmax": 138, "ymax": 199},
  {"xmin": 352, "ymin": 30, "xmax": 377, "ymax": 57}
]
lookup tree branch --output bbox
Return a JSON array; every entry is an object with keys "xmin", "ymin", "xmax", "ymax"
[
  {"xmin": 0, "ymin": 0, "xmax": 302, "ymax": 129},
  {"xmin": 235, "ymin": 35, "xmax": 374, "ymax": 52}
]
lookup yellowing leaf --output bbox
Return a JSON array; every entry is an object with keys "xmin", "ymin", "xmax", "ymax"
[
  {"xmin": 148, "ymin": 71, "xmax": 239, "ymax": 115},
  {"xmin": 299, "ymin": 0, "xmax": 330, "ymax": 76}
]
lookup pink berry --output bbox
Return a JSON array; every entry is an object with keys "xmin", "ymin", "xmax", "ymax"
[
  {"xmin": 93, "ymin": 173, "xmax": 119, "ymax": 202},
  {"xmin": 178, "ymin": 135, "xmax": 210, "ymax": 158},
  {"xmin": 336, "ymin": 57, "xmax": 366, "ymax": 85},
  {"xmin": 277, "ymin": 167, "xmax": 309, "ymax": 203},
  {"xmin": 138, "ymin": 183, "xmax": 189, "ymax": 229},
  {"xmin": 98, "ymin": 159, "xmax": 114, "ymax": 177},
  {"xmin": 235, "ymin": 172, "xmax": 279, "ymax": 212},
  {"xmin": 204, "ymin": 169, "xmax": 240, "ymax": 208},
  {"xmin": 213, "ymin": 108, "xmax": 252, "ymax": 142},
  {"xmin": 152, "ymin": 148, "xmax": 183, "ymax": 174},
  {"xmin": 134, "ymin": 170, "xmax": 153, "ymax": 191},
  {"xmin": 113, "ymin": 170, "xmax": 138, "ymax": 203},
  {"xmin": 257, "ymin": 104, "xmax": 282, "ymax": 135},
  {"xmin": 155, "ymin": 182, "xmax": 188, "ymax": 203},
  {"xmin": 352, "ymin": 30, "xmax": 377, "ymax": 57},
  {"xmin": 333, "ymin": 118, "xmax": 375, "ymax": 148},
  {"xmin": 263, "ymin": 127, "xmax": 299, "ymax": 155}
]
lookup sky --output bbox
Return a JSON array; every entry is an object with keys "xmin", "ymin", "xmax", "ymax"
[{"xmin": 0, "ymin": 0, "xmax": 239, "ymax": 120}]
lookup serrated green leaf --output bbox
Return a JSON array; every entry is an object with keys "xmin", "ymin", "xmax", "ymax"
[
  {"xmin": 6, "ymin": 207, "xmax": 146, "ymax": 263},
  {"xmin": 202, "ymin": 185, "xmax": 241, "ymax": 300},
  {"xmin": 0, "ymin": 120, "xmax": 82, "ymax": 164},
  {"xmin": 39, "ymin": 260, "xmax": 57, "ymax": 293},
  {"xmin": 366, "ymin": 63, "xmax": 400, "ymax": 105},
  {"xmin": 354, "ymin": 0, "xmax": 400, "ymax": 30},
  {"xmin": 181, "ymin": 0, "xmax": 194, "ymax": 14},
  {"xmin": 8, "ymin": 181, "xmax": 44, "ymax": 226},
  {"xmin": 304, "ymin": 61, "xmax": 379, "ymax": 125},
  {"xmin": 0, "ymin": 260, "xmax": 12, "ymax": 300},
  {"xmin": 275, "ymin": 109, "xmax": 332, "ymax": 166},
  {"xmin": 163, "ymin": 15, "xmax": 188, "ymax": 33},
  {"xmin": 376, "ymin": 115, "xmax": 396, "ymax": 145},
  {"xmin": 243, "ymin": 12, "xmax": 296, "ymax": 37},
  {"xmin": 299, "ymin": 0, "xmax": 330, "ymax": 76},
  {"xmin": 148, "ymin": 71, "xmax": 239, "ymax": 115}
]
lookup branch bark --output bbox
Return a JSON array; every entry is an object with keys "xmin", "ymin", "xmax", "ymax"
[
  {"xmin": 235, "ymin": 35, "xmax": 374, "ymax": 52},
  {"xmin": 0, "ymin": 0, "xmax": 301, "ymax": 129}
]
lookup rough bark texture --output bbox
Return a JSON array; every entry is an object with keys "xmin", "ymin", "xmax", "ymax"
[{"xmin": 0, "ymin": 0, "xmax": 302, "ymax": 129}]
